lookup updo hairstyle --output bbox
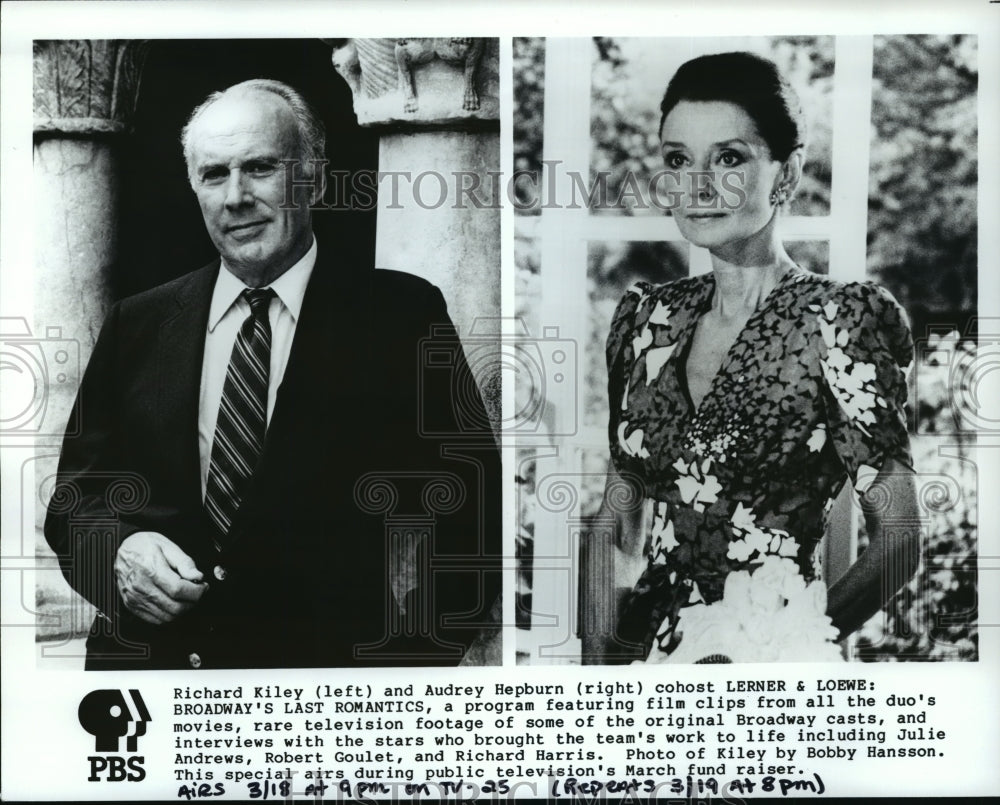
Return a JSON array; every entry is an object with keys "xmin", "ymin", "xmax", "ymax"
[{"xmin": 659, "ymin": 51, "xmax": 806, "ymax": 162}]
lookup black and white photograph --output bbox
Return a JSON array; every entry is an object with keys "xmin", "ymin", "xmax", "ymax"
[
  {"xmin": 1, "ymin": 2, "xmax": 998, "ymax": 802},
  {"xmin": 25, "ymin": 36, "xmax": 502, "ymax": 671},
  {"xmin": 514, "ymin": 36, "xmax": 983, "ymax": 667}
]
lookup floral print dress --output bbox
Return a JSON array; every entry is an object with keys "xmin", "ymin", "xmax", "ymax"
[{"xmin": 606, "ymin": 267, "xmax": 913, "ymax": 658}]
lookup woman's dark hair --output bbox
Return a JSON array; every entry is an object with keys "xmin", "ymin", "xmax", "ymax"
[{"xmin": 659, "ymin": 52, "xmax": 805, "ymax": 161}]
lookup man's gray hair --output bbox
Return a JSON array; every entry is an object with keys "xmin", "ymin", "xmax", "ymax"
[{"xmin": 180, "ymin": 79, "xmax": 326, "ymax": 182}]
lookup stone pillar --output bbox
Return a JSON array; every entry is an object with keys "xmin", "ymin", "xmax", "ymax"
[
  {"xmin": 331, "ymin": 38, "xmax": 501, "ymax": 431},
  {"xmin": 331, "ymin": 43, "xmax": 501, "ymax": 665},
  {"xmin": 32, "ymin": 40, "xmax": 148, "ymax": 647},
  {"xmin": 33, "ymin": 39, "xmax": 148, "ymax": 440}
]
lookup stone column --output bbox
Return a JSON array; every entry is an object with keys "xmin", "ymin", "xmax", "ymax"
[
  {"xmin": 33, "ymin": 39, "xmax": 148, "ymax": 440},
  {"xmin": 32, "ymin": 40, "xmax": 148, "ymax": 647},
  {"xmin": 331, "ymin": 38, "xmax": 501, "ymax": 431}
]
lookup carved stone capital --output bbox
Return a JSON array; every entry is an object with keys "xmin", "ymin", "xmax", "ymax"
[
  {"xmin": 330, "ymin": 38, "xmax": 498, "ymax": 128},
  {"xmin": 34, "ymin": 40, "xmax": 149, "ymax": 137}
]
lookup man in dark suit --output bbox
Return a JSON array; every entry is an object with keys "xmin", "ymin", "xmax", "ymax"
[{"xmin": 44, "ymin": 79, "xmax": 500, "ymax": 670}]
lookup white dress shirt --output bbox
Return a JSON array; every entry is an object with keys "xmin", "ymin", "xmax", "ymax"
[{"xmin": 198, "ymin": 237, "xmax": 317, "ymax": 499}]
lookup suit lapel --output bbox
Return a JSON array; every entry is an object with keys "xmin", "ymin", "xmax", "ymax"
[
  {"xmin": 226, "ymin": 247, "xmax": 373, "ymax": 535},
  {"xmin": 156, "ymin": 262, "xmax": 218, "ymax": 511},
  {"xmin": 263, "ymin": 247, "xmax": 373, "ymax": 448}
]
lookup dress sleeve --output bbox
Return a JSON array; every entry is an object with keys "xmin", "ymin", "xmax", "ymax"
[
  {"xmin": 606, "ymin": 284, "xmax": 649, "ymax": 380},
  {"xmin": 606, "ymin": 282, "xmax": 650, "ymax": 471},
  {"xmin": 817, "ymin": 282, "xmax": 914, "ymax": 490}
]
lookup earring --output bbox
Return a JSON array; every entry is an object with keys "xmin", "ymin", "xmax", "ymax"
[{"xmin": 770, "ymin": 185, "xmax": 789, "ymax": 206}]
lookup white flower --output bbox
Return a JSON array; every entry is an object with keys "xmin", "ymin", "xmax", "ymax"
[
  {"xmin": 807, "ymin": 423, "xmax": 827, "ymax": 452},
  {"xmin": 642, "ymin": 604, "xmax": 741, "ymax": 664},
  {"xmin": 835, "ymin": 387, "xmax": 877, "ymax": 429},
  {"xmin": 645, "ymin": 343, "xmax": 677, "ymax": 385},
  {"xmin": 754, "ymin": 555, "xmax": 807, "ymax": 600},
  {"xmin": 778, "ymin": 535, "xmax": 800, "ymax": 558},
  {"xmin": 854, "ymin": 463, "xmax": 880, "ymax": 495},
  {"xmin": 639, "ymin": 566, "xmax": 844, "ymax": 664},
  {"xmin": 728, "ymin": 537, "xmax": 755, "ymax": 562},
  {"xmin": 821, "ymin": 338, "xmax": 882, "ymax": 436},
  {"xmin": 681, "ymin": 474, "xmax": 721, "ymax": 512},
  {"xmin": 618, "ymin": 422, "xmax": 650, "ymax": 459},
  {"xmin": 625, "ymin": 283, "xmax": 649, "ymax": 307},
  {"xmin": 662, "ymin": 520, "xmax": 679, "ymax": 552},
  {"xmin": 824, "ymin": 346, "xmax": 851, "ymax": 371},
  {"xmin": 730, "ymin": 501, "xmax": 757, "ymax": 531},
  {"xmin": 672, "ymin": 455, "xmax": 722, "ymax": 513},
  {"xmin": 819, "ymin": 318, "xmax": 838, "ymax": 349},
  {"xmin": 651, "ymin": 513, "xmax": 678, "ymax": 557},
  {"xmin": 648, "ymin": 301, "xmax": 672, "ymax": 326},
  {"xmin": 632, "ymin": 325, "xmax": 653, "ymax": 356},
  {"xmin": 746, "ymin": 528, "xmax": 771, "ymax": 555},
  {"xmin": 834, "ymin": 370, "xmax": 863, "ymax": 396},
  {"xmin": 729, "ymin": 503, "xmax": 793, "ymax": 563},
  {"xmin": 850, "ymin": 390, "xmax": 878, "ymax": 416},
  {"xmin": 724, "ymin": 570, "xmax": 752, "ymax": 604},
  {"xmin": 675, "ymin": 475, "xmax": 702, "ymax": 508},
  {"xmin": 748, "ymin": 587, "xmax": 784, "ymax": 619},
  {"xmin": 851, "ymin": 361, "xmax": 877, "ymax": 383}
]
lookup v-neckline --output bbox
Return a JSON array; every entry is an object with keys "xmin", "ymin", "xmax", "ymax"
[{"xmin": 677, "ymin": 267, "xmax": 799, "ymax": 417}]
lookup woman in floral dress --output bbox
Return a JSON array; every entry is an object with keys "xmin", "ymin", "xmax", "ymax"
[{"xmin": 591, "ymin": 52, "xmax": 919, "ymax": 663}]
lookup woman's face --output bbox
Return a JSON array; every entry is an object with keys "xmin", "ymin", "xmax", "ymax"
[{"xmin": 659, "ymin": 100, "xmax": 785, "ymax": 253}]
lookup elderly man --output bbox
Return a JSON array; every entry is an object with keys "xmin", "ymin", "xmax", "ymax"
[{"xmin": 45, "ymin": 79, "xmax": 500, "ymax": 669}]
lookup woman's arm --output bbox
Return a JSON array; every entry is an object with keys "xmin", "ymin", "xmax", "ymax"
[
  {"xmin": 580, "ymin": 467, "xmax": 647, "ymax": 664},
  {"xmin": 826, "ymin": 457, "xmax": 921, "ymax": 641}
]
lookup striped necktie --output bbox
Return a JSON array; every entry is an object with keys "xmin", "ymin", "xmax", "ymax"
[{"xmin": 204, "ymin": 287, "xmax": 275, "ymax": 547}]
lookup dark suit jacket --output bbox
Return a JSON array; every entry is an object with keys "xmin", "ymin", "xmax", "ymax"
[{"xmin": 44, "ymin": 250, "xmax": 501, "ymax": 669}]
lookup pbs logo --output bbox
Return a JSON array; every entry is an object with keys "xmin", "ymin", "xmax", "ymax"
[{"xmin": 78, "ymin": 689, "xmax": 151, "ymax": 783}]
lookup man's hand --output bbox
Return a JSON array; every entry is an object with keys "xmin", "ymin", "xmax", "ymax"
[{"xmin": 115, "ymin": 532, "xmax": 208, "ymax": 624}]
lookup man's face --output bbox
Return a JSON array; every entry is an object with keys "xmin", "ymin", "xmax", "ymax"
[{"xmin": 187, "ymin": 91, "xmax": 316, "ymax": 284}]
